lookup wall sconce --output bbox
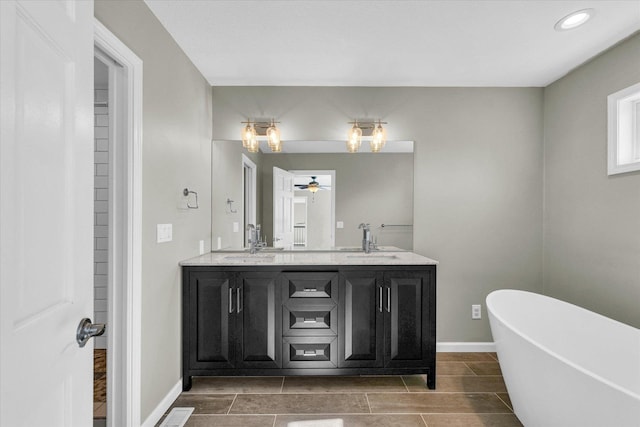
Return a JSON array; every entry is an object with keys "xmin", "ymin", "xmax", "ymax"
[
  {"xmin": 240, "ymin": 119, "xmax": 282, "ymax": 153},
  {"xmin": 346, "ymin": 120, "xmax": 387, "ymax": 153}
]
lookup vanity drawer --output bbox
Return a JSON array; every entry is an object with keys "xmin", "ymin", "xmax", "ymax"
[
  {"xmin": 283, "ymin": 336, "xmax": 337, "ymax": 368},
  {"xmin": 283, "ymin": 304, "xmax": 337, "ymax": 336},
  {"xmin": 281, "ymin": 272, "xmax": 338, "ymax": 302}
]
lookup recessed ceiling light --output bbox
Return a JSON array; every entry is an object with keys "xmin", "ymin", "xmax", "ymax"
[{"xmin": 554, "ymin": 9, "xmax": 594, "ymax": 31}]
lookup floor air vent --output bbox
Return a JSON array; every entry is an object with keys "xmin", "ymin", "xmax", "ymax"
[{"xmin": 157, "ymin": 407, "xmax": 194, "ymax": 427}]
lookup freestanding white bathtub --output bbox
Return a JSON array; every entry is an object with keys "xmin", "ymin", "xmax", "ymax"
[{"xmin": 487, "ymin": 289, "xmax": 640, "ymax": 427}]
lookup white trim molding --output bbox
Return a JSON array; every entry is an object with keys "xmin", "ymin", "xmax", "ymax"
[
  {"xmin": 608, "ymin": 81, "xmax": 640, "ymax": 175},
  {"xmin": 437, "ymin": 342, "xmax": 496, "ymax": 352},
  {"xmin": 141, "ymin": 380, "xmax": 183, "ymax": 427},
  {"xmin": 94, "ymin": 18, "xmax": 143, "ymax": 427}
]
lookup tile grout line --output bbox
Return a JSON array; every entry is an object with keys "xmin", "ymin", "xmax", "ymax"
[
  {"xmin": 364, "ymin": 393, "xmax": 372, "ymax": 414},
  {"xmin": 494, "ymin": 392, "xmax": 514, "ymax": 412},
  {"xmin": 226, "ymin": 393, "xmax": 238, "ymax": 415},
  {"xmin": 420, "ymin": 413, "xmax": 429, "ymax": 427},
  {"xmin": 280, "ymin": 376, "xmax": 285, "ymax": 393},
  {"xmin": 400, "ymin": 375, "xmax": 410, "ymax": 392}
]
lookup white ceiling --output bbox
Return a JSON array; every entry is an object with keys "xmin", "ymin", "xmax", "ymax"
[{"xmin": 144, "ymin": 0, "xmax": 640, "ymax": 87}]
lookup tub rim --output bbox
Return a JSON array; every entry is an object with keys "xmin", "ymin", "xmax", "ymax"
[{"xmin": 486, "ymin": 289, "xmax": 640, "ymax": 402}]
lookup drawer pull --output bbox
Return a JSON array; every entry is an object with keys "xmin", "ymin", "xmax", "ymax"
[
  {"xmin": 379, "ymin": 286, "xmax": 383, "ymax": 312},
  {"xmin": 303, "ymin": 350, "xmax": 317, "ymax": 356},
  {"xmin": 303, "ymin": 288, "xmax": 316, "ymax": 292},
  {"xmin": 303, "ymin": 318, "xmax": 317, "ymax": 323}
]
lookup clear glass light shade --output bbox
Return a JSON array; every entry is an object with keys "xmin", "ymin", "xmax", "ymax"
[
  {"xmin": 266, "ymin": 125, "xmax": 282, "ymax": 152},
  {"xmin": 370, "ymin": 124, "xmax": 386, "ymax": 153},
  {"xmin": 246, "ymin": 136, "xmax": 260, "ymax": 153},
  {"xmin": 241, "ymin": 124, "xmax": 256, "ymax": 148},
  {"xmin": 347, "ymin": 124, "xmax": 362, "ymax": 153}
]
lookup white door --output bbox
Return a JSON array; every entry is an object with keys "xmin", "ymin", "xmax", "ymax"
[
  {"xmin": 273, "ymin": 167, "xmax": 295, "ymax": 248},
  {"xmin": 0, "ymin": 1, "xmax": 95, "ymax": 426}
]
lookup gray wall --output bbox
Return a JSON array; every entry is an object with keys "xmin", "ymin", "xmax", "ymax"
[
  {"xmin": 212, "ymin": 87, "xmax": 544, "ymax": 342},
  {"xmin": 211, "ymin": 141, "xmax": 262, "ymax": 249},
  {"xmin": 543, "ymin": 33, "xmax": 640, "ymax": 328},
  {"xmin": 95, "ymin": 1, "xmax": 212, "ymax": 421}
]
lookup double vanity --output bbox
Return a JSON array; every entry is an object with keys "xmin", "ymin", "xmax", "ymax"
[{"xmin": 180, "ymin": 248, "xmax": 438, "ymax": 391}]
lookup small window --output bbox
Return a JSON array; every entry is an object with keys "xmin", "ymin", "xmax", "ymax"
[{"xmin": 608, "ymin": 82, "xmax": 640, "ymax": 175}]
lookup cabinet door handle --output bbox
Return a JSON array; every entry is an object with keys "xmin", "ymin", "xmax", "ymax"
[
  {"xmin": 378, "ymin": 286, "xmax": 383, "ymax": 312},
  {"xmin": 237, "ymin": 287, "xmax": 243, "ymax": 312},
  {"xmin": 386, "ymin": 287, "xmax": 391, "ymax": 312},
  {"xmin": 228, "ymin": 288, "xmax": 234, "ymax": 314}
]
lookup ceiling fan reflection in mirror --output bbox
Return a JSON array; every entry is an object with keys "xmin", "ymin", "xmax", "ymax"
[{"xmin": 295, "ymin": 176, "xmax": 331, "ymax": 193}]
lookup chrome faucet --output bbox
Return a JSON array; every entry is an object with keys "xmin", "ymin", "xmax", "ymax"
[
  {"xmin": 247, "ymin": 224, "xmax": 258, "ymax": 254},
  {"xmin": 247, "ymin": 224, "xmax": 266, "ymax": 254},
  {"xmin": 358, "ymin": 223, "xmax": 372, "ymax": 253}
]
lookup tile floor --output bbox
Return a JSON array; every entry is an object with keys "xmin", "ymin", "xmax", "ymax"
[{"xmin": 158, "ymin": 353, "xmax": 523, "ymax": 427}]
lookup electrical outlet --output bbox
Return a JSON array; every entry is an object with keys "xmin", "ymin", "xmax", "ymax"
[{"xmin": 471, "ymin": 304, "xmax": 482, "ymax": 319}]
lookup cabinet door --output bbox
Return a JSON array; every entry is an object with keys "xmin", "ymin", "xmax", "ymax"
[
  {"xmin": 383, "ymin": 270, "xmax": 434, "ymax": 368},
  {"xmin": 188, "ymin": 271, "xmax": 235, "ymax": 369},
  {"xmin": 235, "ymin": 271, "xmax": 282, "ymax": 368},
  {"xmin": 338, "ymin": 271, "xmax": 384, "ymax": 368}
]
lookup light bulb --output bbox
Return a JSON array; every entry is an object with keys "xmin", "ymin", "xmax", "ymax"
[
  {"xmin": 241, "ymin": 123, "xmax": 256, "ymax": 148},
  {"xmin": 346, "ymin": 123, "xmax": 362, "ymax": 153},
  {"xmin": 370, "ymin": 123, "xmax": 386, "ymax": 153},
  {"xmin": 266, "ymin": 124, "xmax": 282, "ymax": 152}
]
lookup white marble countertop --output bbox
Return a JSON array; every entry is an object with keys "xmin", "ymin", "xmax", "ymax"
[{"xmin": 180, "ymin": 250, "xmax": 438, "ymax": 266}]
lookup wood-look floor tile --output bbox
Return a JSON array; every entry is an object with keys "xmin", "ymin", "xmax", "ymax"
[
  {"xmin": 497, "ymin": 392, "xmax": 513, "ymax": 410},
  {"xmin": 94, "ymin": 349, "xmax": 107, "ymax": 373},
  {"xmin": 466, "ymin": 361, "xmax": 502, "ymax": 376},
  {"xmin": 282, "ymin": 376, "xmax": 407, "ymax": 393},
  {"xmin": 437, "ymin": 352, "xmax": 496, "ymax": 362},
  {"xmin": 367, "ymin": 392, "xmax": 512, "ymax": 413},
  {"xmin": 436, "ymin": 362, "xmax": 476, "ymax": 375},
  {"xmin": 184, "ymin": 414, "xmax": 275, "ymax": 426},
  {"xmin": 229, "ymin": 393, "xmax": 369, "ymax": 414},
  {"xmin": 168, "ymin": 394, "xmax": 236, "ymax": 414},
  {"xmin": 187, "ymin": 376, "xmax": 284, "ymax": 394},
  {"xmin": 93, "ymin": 402, "xmax": 106, "ymax": 419},
  {"xmin": 276, "ymin": 414, "xmax": 426, "ymax": 427},
  {"xmin": 422, "ymin": 413, "xmax": 523, "ymax": 427},
  {"xmin": 405, "ymin": 376, "xmax": 507, "ymax": 393}
]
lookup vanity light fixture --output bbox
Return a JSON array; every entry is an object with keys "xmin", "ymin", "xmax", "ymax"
[
  {"xmin": 347, "ymin": 120, "xmax": 387, "ymax": 153},
  {"xmin": 554, "ymin": 9, "xmax": 594, "ymax": 31},
  {"xmin": 240, "ymin": 119, "xmax": 282, "ymax": 153}
]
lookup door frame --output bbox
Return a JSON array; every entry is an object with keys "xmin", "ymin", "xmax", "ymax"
[
  {"xmin": 94, "ymin": 19, "xmax": 143, "ymax": 427},
  {"xmin": 241, "ymin": 154, "xmax": 257, "ymax": 247}
]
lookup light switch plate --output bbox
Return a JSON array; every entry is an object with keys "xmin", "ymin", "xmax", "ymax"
[
  {"xmin": 157, "ymin": 224, "xmax": 172, "ymax": 243},
  {"xmin": 336, "ymin": 221, "xmax": 344, "ymax": 229},
  {"xmin": 233, "ymin": 222, "xmax": 239, "ymax": 233}
]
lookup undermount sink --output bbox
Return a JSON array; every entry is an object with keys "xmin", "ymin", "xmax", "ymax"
[
  {"xmin": 346, "ymin": 254, "xmax": 398, "ymax": 259},
  {"xmin": 338, "ymin": 247, "xmax": 363, "ymax": 251},
  {"xmin": 223, "ymin": 254, "xmax": 276, "ymax": 261}
]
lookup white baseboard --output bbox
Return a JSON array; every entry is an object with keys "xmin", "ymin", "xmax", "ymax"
[
  {"xmin": 437, "ymin": 342, "xmax": 496, "ymax": 352},
  {"xmin": 141, "ymin": 379, "xmax": 183, "ymax": 427}
]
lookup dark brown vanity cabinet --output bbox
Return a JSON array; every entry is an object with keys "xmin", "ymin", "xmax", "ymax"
[
  {"xmin": 183, "ymin": 265, "xmax": 436, "ymax": 391},
  {"xmin": 338, "ymin": 269, "xmax": 437, "ymax": 389},
  {"xmin": 182, "ymin": 270, "xmax": 281, "ymax": 390}
]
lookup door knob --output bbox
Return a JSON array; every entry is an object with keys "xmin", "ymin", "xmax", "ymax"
[{"xmin": 76, "ymin": 317, "xmax": 106, "ymax": 348}]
